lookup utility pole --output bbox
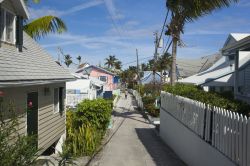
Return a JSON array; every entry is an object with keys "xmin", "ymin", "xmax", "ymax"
[
  {"xmin": 153, "ymin": 31, "xmax": 159, "ymax": 87},
  {"xmin": 136, "ymin": 48, "xmax": 140, "ymax": 85}
]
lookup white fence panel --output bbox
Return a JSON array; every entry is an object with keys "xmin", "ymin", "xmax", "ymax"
[
  {"xmin": 160, "ymin": 92, "xmax": 250, "ymax": 166},
  {"xmin": 243, "ymin": 116, "xmax": 248, "ymax": 166},
  {"xmin": 247, "ymin": 119, "xmax": 250, "ymax": 166}
]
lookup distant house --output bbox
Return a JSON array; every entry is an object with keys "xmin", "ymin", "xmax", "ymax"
[
  {"xmin": 140, "ymin": 71, "xmax": 162, "ymax": 85},
  {"xmin": 221, "ymin": 33, "xmax": 250, "ymax": 103},
  {"xmin": 66, "ymin": 73, "xmax": 105, "ymax": 107},
  {"xmin": 0, "ymin": 0, "xmax": 74, "ymax": 154},
  {"xmin": 176, "ymin": 53, "xmax": 221, "ymax": 78},
  {"xmin": 76, "ymin": 65, "xmax": 119, "ymax": 92},
  {"xmin": 180, "ymin": 33, "xmax": 250, "ymax": 103}
]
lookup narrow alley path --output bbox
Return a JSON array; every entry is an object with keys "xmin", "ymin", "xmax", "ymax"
[{"xmin": 90, "ymin": 94, "xmax": 186, "ymax": 166}]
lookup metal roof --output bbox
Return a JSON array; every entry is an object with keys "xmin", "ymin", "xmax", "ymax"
[
  {"xmin": 141, "ymin": 71, "xmax": 161, "ymax": 85},
  {"xmin": 0, "ymin": 33, "xmax": 74, "ymax": 86},
  {"xmin": 76, "ymin": 65, "xmax": 117, "ymax": 76},
  {"xmin": 179, "ymin": 52, "xmax": 250, "ymax": 86}
]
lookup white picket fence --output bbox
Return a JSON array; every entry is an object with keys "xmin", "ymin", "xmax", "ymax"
[
  {"xmin": 161, "ymin": 92, "xmax": 250, "ymax": 166},
  {"xmin": 66, "ymin": 94, "xmax": 88, "ymax": 108},
  {"xmin": 128, "ymin": 89, "xmax": 144, "ymax": 110}
]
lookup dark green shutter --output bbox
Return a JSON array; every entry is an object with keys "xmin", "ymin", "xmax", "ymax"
[
  {"xmin": 0, "ymin": 6, "xmax": 3, "ymax": 47},
  {"xmin": 59, "ymin": 87, "xmax": 64, "ymax": 114},
  {"xmin": 16, "ymin": 16, "xmax": 23, "ymax": 51}
]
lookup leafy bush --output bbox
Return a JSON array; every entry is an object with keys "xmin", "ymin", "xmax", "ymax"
[
  {"xmin": 137, "ymin": 83, "xmax": 161, "ymax": 97},
  {"xmin": 65, "ymin": 99, "xmax": 112, "ymax": 156},
  {"xmin": 75, "ymin": 99, "xmax": 112, "ymax": 131},
  {"xmin": 142, "ymin": 95, "xmax": 160, "ymax": 117},
  {"xmin": 163, "ymin": 83, "xmax": 250, "ymax": 116},
  {"xmin": 0, "ymin": 101, "xmax": 38, "ymax": 166}
]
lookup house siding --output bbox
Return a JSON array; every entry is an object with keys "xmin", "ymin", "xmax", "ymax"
[
  {"xmin": 0, "ymin": 82, "xmax": 66, "ymax": 153},
  {"xmin": 244, "ymin": 65, "xmax": 250, "ymax": 94},
  {"xmin": 90, "ymin": 69, "xmax": 115, "ymax": 91}
]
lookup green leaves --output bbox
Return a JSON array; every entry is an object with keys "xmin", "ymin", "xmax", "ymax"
[
  {"xmin": 105, "ymin": 55, "xmax": 117, "ymax": 69},
  {"xmin": 163, "ymin": 83, "xmax": 250, "ymax": 116},
  {"xmin": 65, "ymin": 99, "xmax": 112, "ymax": 156},
  {"xmin": 24, "ymin": 16, "xmax": 67, "ymax": 40},
  {"xmin": 0, "ymin": 102, "xmax": 38, "ymax": 166}
]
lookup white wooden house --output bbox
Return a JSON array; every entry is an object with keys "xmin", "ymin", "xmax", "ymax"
[
  {"xmin": 222, "ymin": 34, "xmax": 250, "ymax": 103},
  {"xmin": 180, "ymin": 34, "xmax": 250, "ymax": 97},
  {"xmin": 66, "ymin": 73, "xmax": 105, "ymax": 107}
]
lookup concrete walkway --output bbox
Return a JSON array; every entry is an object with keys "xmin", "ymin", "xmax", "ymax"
[{"xmin": 90, "ymin": 94, "xmax": 186, "ymax": 166}]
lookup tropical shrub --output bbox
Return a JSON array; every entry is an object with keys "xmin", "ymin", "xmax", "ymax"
[
  {"xmin": 0, "ymin": 101, "xmax": 38, "ymax": 166},
  {"xmin": 75, "ymin": 99, "xmax": 112, "ymax": 131},
  {"xmin": 163, "ymin": 83, "xmax": 250, "ymax": 116},
  {"xmin": 142, "ymin": 95, "xmax": 160, "ymax": 117},
  {"xmin": 65, "ymin": 99, "xmax": 112, "ymax": 156}
]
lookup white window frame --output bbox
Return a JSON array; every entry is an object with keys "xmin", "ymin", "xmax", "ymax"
[
  {"xmin": 99, "ymin": 76, "xmax": 108, "ymax": 83},
  {"xmin": 0, "ymin": 7, "xmax": 16, "ymax": 44},
  {"xmin": 53, "ymin": 88, "xmax": 59, "ymax": 113}
]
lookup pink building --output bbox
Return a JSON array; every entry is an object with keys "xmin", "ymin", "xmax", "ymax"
[{"xmin": 76, "ymin": 65, "xmax": 119, "ymax": 91}]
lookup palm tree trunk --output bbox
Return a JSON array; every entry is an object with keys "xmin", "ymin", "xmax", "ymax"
[{"xmin": 170, "ymin": 37, "xmax": 177, "ymax": 85}]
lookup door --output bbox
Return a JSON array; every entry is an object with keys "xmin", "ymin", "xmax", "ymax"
[{"xmin": 27, "ymin": 92, "xmax": 38, "ymax": 146}]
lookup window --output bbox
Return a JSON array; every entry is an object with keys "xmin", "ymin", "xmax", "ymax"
[
  {"xmin": 5, "ymin": 11, "xmax": 14, "ymax": 43},
  {"xmin": 0, "ymin": 8, "xmax": 15, "ymax": 44},
  {"xmin": 99, "ymin": 76, "xmax": 107, "ymax": 82},
  {"xmin": 54, "ymin": 87, "xmax": 64, "ymax": 113},
  {"xmin": 0, "ymin": 8, "xmax": 4, "ymax": 41},
  {"xmin": 54, "ymin": 88, "xmax": 59, "ymax": 113}
]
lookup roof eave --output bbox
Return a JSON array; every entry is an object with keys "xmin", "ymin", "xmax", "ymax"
[
  {"xmin": 222, "ymin": 36, "xmax": 250, "ymax": 55},
  {"xmin": 0, "ymin": 78, "xmax": 76, "ymax": 88},
  {"xmin": 1, "ymin": 0, "xmax": 30, "ymax": 19},
  {"xmin": 19, "ymin": 0, "xmax": 29, "ymax": 19}
]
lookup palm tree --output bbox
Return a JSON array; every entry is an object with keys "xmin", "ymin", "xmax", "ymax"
[
  {"xmin": 24, "ymin": 0, "xmax": 67, "ymax": 40},
  {"xmin": 105, "ymin": 55, "xmax": 117, "ymax": 69},
  {"xmin": 76, "ymin": 56, "xmax": 82, "ymax": 65},
  {"xmin": 166, "ymin": 0, "xmax": 238, "ymax": 85},
  {"xmin": 156, "ymin": 53, "xmax": 172, "ymax": 83},
  {"xmin": 64, "ymin": 54, "xmax": 72, "ymax": 68},
  {"xmin": 141, "ymin": 63, "xmax": 149, "ymax": 71},
  {"xmin": 114, "ymin": 61, "xmax": 122, "ymax": 70}
]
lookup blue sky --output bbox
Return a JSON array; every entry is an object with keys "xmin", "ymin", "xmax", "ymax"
[{"xmin": 29, "ymin": 0, "xmax": 250, "ymax": 68}]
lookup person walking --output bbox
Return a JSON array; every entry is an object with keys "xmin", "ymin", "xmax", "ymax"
[{"xmin": 125, "ymin": 89, "xmax": 128, "ymax": 99}]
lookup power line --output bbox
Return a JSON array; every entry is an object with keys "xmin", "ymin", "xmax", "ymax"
[
  {"xmin": 102, "ymin": 0, "xmax": 137, "ymax": 51},
  {"xmin": 162, "ymin": 36, "xmax": 170, "ymax": 54},
  {"xmin": 123, "ymin": 56, "xmax": 153, "ymax": 66},
  {"xmin": 164, "ymin": 39, "xmax": 172, "ymax": 54},
  {"xmin": 157, "ymin": 9, "xmax": 169, "ymax": 48}
]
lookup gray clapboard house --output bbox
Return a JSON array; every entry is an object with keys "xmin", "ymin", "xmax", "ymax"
[
  {"xmin": 222, "ymin": 34, "xmax": 250, "ymax": 104},
  {"xmin": 0, "ymin": 0, "xmax": 74, "ymax": 153}
]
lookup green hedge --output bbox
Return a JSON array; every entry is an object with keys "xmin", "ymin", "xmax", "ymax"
[
  {"xmin": 66, "ymin": 99, "xmax": 113, "ymax": 156},
  {"xmin": 163, "ymin": 84, "xmax": 250, "ymax": 116},
  {"xmin": 142, "ymin": 96, "xmax": 160, "ymax": 117}
]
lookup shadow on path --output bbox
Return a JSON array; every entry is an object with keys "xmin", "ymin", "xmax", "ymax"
[
  {"xmin": 135, "ymin": 128, "xmax": 187, "ymax": 166},
  {"xmin": 112, "ymin": 110, "xmax": 150, "ymax": 125}
]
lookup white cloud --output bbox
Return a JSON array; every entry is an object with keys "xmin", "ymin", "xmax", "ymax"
[
  {"xmin": 185, "ymin": 16, "xmax": 250, "ymax": 35},
  {"xmin": 237, "ymin": 0, "xmax": 250, "ymax": 7},
  {"xmin": 42, "ymin": 33, "xmax": 134, "ymax": 49},
  {"xmin": 103, "ymin": 0, "xmax": 124, "ymax": 20},
  {"xmin": 29, "ymin": 0, "xmax": 104, "ymax": 19}
]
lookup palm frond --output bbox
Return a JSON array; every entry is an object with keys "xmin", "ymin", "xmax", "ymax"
[{"xmin": 24, "ymin": 16, "xmax": 67, "ymax": 40}]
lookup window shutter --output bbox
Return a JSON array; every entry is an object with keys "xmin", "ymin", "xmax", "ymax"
[
  {"xmin": 16, "ymin": 16, "xmax": 23, "ymax": 51},
  {"xmin": 59, "ymin": 87, "xmax": 64, "ymax": 114},
  {"xmin": 0, "ymin": 6, "xmax": 3, "ymax": 47}
]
